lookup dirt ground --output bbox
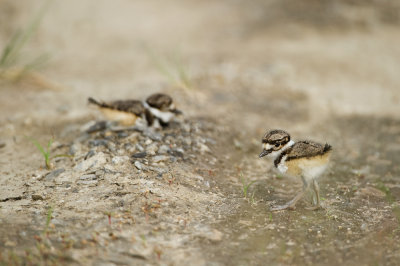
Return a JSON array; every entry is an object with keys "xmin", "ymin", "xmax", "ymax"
[{"xmin": 1, "ymin": 0, "xmax": 400, "ymax": 265}]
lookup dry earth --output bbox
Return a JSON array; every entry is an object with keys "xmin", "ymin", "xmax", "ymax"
[{"xmin": 1, "ymin": 0, "xmax": 400, "ymax": 265}]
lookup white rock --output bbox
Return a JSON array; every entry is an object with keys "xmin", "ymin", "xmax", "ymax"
[
  {"xmin": 198, "ymin": 143, "xmax": 210, "ymax": 154},
  {"xmin": 111, "ymin": 156, "xmax": 130, "ymax": 165},
  {"xmin": 146, "ymin": 143, "xmax": 158, "ymax": 155},
  {"xmin": 158, "ymin": 145, "xmax": 170, "ymax": 154},
  {"xmin": 153, "ymin": 155, "xmax": 169, "ymax": 163},
  {"xmin": 134, "ymin": 161, "xmax": 143, "ymax": 170},
  {"xmin": 74, "ymin": 152, "xmax": 107, "ymax": 172}
]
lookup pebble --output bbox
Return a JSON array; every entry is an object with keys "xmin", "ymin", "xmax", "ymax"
[
  {"xmin": 158, "ymin": 145, "xmax": 170, "ymax": 154},
  {"xmin": 117, "ymin": 132, "xmax": 129, "ymax": 138},
  {"xmin": 45, "ymin": 168, "xmax": 65, "ymax": 181},
  {"xmin": 153, "ymin": 155, "xmax": 169, "ymax": 163},
  {"xmin": 69, "ymin": 143, "xmax": 81, "ymax": 155},
  {"xmin": 74, "ymin": 152, "xmax": 107, "ymax": 172},
  {"xmin": 89, "ymin": 139, "xmax": 109, "ymax": 147},
  {"xmin": 80, "ymin": 174, "xmax": 97, "ymax": 180},
  {"xmin": 146, "ymin": 143, "xmax": 158, "ymax": 155},
  {"xmin": 198, "ymin": 143, "xmax": 211, "ymax": 154},
  {"xmin": 85, "ymin": 121, "xmax": 109, "ymax": 133},
  {"xmin": 202, "ymin": 229, "xmax": 223, "ymax": 242},
  {"xmin": 85, "ymin": 150, "xmax": 96, "ymax": 160},
  {"xmin": 77, "ymin": 180, "xmax": 98, "ymax": 185},
  {"xmin": 107, "ymin": 142, "xmax": 117, "ymax": 152},
  {"xmin": 132, "ymin": 152, "xmax": 147, "ymax": 158},
  {"xmin": 143, "ymin": 129, "xmax": 162, "ymax": 141},
  {"xmin": 112, "ymin": 156, "xmax": 129, "ymax": 165},
  {"xmin": 147, "ymin": 166, "xmax": 167, "ymax": 174},
  {"xmin": 360, "ymin": 223, "xmax": 368, "ymax": 231},
  {"xmin": 136, "ymin": 144, "xmax": 145, "ymax": 152},
  {"xmin": 32, "ymin": 194, "xmax": 44, "ymax": 201},
  {"xmin": 134, "ymin": 161, "xmax": 143, "ymax": 170},
  {"xmin": 183, "ymin": 138, "xmax": 192, "ymax": 146}
]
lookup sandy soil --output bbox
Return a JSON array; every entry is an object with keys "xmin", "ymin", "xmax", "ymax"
[{"xmin": 1, "ymin": 0, "xmax": 400, "ymax": 265}]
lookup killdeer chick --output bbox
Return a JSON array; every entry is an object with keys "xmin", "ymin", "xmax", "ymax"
[
  {"xmin": 259, "ymin": 129, "xmax": 332, "ymax": 211},
  {"xmin": 143, "ymin": 93, "xmax": 182, "ymax": 128},
  {"xmin": 88, "ymin": 97, "xmax": 145, "ymax": 126}
]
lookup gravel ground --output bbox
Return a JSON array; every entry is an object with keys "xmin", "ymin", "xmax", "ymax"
[{"xmin": 1, "ymin": 0, "xmax": 400, "ymax": 265}]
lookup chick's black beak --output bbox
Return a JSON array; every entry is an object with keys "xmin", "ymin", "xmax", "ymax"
[
  {"xmin": 259, "ymin": 149, "xmax": 270, "ymax": 158},
  {"xmin": 171, "ymin": 109, "xmax": 183, "ymax": 115}
]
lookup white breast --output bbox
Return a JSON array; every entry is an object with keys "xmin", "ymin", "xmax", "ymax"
[
  {"xmin": 144, "ymin": 102, "xmax": 174, "ymax": 123},
  {"xmin": 277, "ymin": 155, "xmax": 288, "ymax": 173}
]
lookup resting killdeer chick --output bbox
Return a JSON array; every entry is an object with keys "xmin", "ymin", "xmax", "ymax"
[
  {"xmin": 143, "ymin": 93, "xmax": 182, "ymax": 128},
  {"xmin": 88, "ymin": 97, "xmax": 145, "ymax": 126},
  {"xmin": 259, "ymin": 129, "xmax": 332, "ymax": 211}
]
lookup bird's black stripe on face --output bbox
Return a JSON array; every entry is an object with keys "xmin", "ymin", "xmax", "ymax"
[{"xmin": 264, "ymin": 136, "xmax": 290, "ymax": 146}]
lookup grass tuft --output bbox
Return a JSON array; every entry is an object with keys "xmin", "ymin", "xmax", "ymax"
[
  {"xmin": 146, "ymin": 47, "xmax": 194, "ymax": 90},
  {"xmin": 27, "ymin": 137, "xmax": 73, "ymax": 170},
  {"xmin": 0, "ymin": 0, "xmax": 60, "ymax": 90},
  {"xmin": 43, "ymin": 206, "xmax": 53, "ymax": 235},
  {"xmin": 0, "ymin": 0, "xmax": 52, "ymax": 69},
  {"xmin": 240, "ymin": 172, "xmax": 256, "ymax": 198}
]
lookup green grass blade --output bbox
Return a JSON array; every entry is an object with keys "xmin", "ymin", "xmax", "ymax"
[
  {"xmin": 0, "ymin": 0, "xmax": 52, "ymax": 67},
  {"xmin": 23, "ymin": 53, "xmax": 51, "ymax": 72},
  {"xmin": 46, "ymin": 139, "xmax": 53, "ymax": 153},
  {"xmin": 0, "ymin": 30, "xmax": 22, "ymax": 66},
  {"xmin": 43, "ymin": 206, "xmax": 53, "ymax": 234},
  {"xmin": 28, "ymin": 138, "xmax": 47, "ymax": 157}
]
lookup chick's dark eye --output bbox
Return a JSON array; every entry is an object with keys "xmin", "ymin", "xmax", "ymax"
[{"xmin": 275, "ymin": 143, "xmax": 280, "ymax": 147}]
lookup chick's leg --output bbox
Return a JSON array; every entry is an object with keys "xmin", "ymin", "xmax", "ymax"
[{"xmin": 270, "ymin": 177, "xmax": 309, "ymax": 211}]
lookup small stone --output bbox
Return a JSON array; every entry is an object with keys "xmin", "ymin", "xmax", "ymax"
[
  {"xmin": 183, "ymin": 138, "xmax": 192, "ymax": 146},
  {"xmin": 143, "ymin": 129, "xmax": 162, "ymax": 141},
  {"xmin": 89, "ymin": 139, "xmax": 109, "ymax": 147},
  {"xmin": 80, "ymin": 174, "xmax": 97, "ymax": 180},
  {"xmin": 286, "ymin": 240, "xmax": 296, "ymax": 246},
  {"xmin": 153, "ymin": 155, "xmax": 169, "ymax": 163},
  {"xmin": 135, "ymin": 144, "xmax": 145, "ymax": 152},
  {"xmin": 85, "ymin": 121, "xmax": 109, "ymax": 133},
  {"xmin": 233, "ymin": 139, "xmax": 242, "ymax": 149},
  {"xmin": 148, "ymin": 166, "xmax": 167, "ymax": 174},
  {"xmin": 85, "ymin": 150, "xmax": 96, "ymax": 160},
  {"xmin": 117, "ymin": 132, "xmax": 129, "ymax": 138},
  {"xmin": 77, "ymin": 180, "xmax": 98, "ymax": 185},
  {"xmin": 32, "ymin": 194, "xmax": 44, "ymax": 201},
  {"xmin": 182, "ymin": 123, "xmax": 191, "ymax": 132},
  {"xmin": 132, "ymin": 152, "xmax": 147, "ymax": 158},
  {"xmin": 145, "ymin": 139, "xmax": 153, "ymax": 145},
  {"xmin": 134, "ymin": 161, "xmax": 143, "ymax": 170},
  {"xmin": 74, "ymin": 152, "xmax": 107, "ymax": 172},
  {"xmin": 171, "ymin": 148, "xmax": 184, "ymax": 157},
  {"xmin": 69, "ymin": 143, "xmax": 81, "ymax": 155},
  {"xmin": 360, "ymin": 223, "xmax": 368, "ymax": 231},
  {"xmin": 158, "ymin": 145, "xmax": 170, "ymax": 154},
  {"xmin": 146, "ymin": 143, "xmax": 158, "ymax": 155},
  {"xmin": 203, "ymin": 229, "xmax": 223, "ymax": 242},
  {"xmin": 107, "ymin": 142, "xmax": 116, "ymax": 152},
  {"xmin": 45, "ymin": 168, "xmax": 65, "ymax": 181},
  {"xmin": 198, "ymin": 143, "xmax": 211, "ymax": 154},
  {"xmin": 112, "ymin": 156, "xmax": 129, "ymax": 165}
]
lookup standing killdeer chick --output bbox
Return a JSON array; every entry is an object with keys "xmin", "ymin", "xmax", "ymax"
[
  {"xmin": 259, "ymin": 129, "xmax": 332, "ymax": 211},
  {"xmin": 143, "ymin": 93, "xmax": 182, "ymax": 128},
  {"xmin": 88, "ymin": 97, "xmax": 145, "ymax": 126}
]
